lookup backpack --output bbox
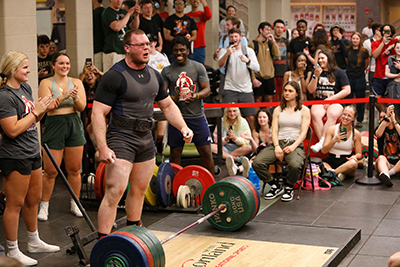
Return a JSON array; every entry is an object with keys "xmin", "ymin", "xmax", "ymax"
[
  {"xmin": 252, "ymin": 39, "xmax": 273, "ymax": 58},
  {"xmin": 225, "ymin": 45, "xmax": 252, "ymax": 80}
]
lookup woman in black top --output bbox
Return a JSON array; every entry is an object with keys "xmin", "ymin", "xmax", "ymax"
[{"xmin": 345, "ymin": 32, "xmax": 369, "ymax": 127}]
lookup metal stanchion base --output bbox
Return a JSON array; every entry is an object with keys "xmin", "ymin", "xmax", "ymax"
[{"xmin": 355, "ymin": 174, "xmax": 382, "ymax": 185}]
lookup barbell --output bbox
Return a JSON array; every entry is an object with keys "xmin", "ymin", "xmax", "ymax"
[{"xmin": 90, "ymin": 176, "xmax": 260, "ymax": 267}]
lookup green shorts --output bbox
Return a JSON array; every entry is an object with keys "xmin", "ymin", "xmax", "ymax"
[{"xmin": 42, "ymin": 113, "xmax": 86, "ymax": 149}]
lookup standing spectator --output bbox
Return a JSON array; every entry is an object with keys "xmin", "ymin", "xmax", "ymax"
[
  {"xmin": 162, "ymin": 36, "xmax": 214, "ymax": 174},
  {"xmin": 385, "ymin": 41, "xmax": 400, "ymax": 116},
  {"xmin": 37, "ymin": 35, "xmax": 53, "ymax": 84},
  {"xmin": 38, "ymin": 52, "xmax": 87, "ymax": 221},
  {"xmin": 131, "ymin": 0, "xmax": 163, "ymax": 52},
  {"xmin": 186, "ymin": 0, "xmax": 212, "ymax": 64},
  {"xmin": 372, "ymin": 24, "xmax": 400, "ymax": 112},
  {"xmin": 101, "ymin": 0, "xmax": 139, "ymax": 71},
  {"xmin": 308, "ymin": 49, "xmax": 351, "ymax": 153},
  {"xmin": 345, "ymin": 32, "xmax": 369, "ymax": 127},
  {"xmin": 157, "ymin": 0, "xmax": 169, "ymax": 21},
  {"xmin": 375, "ymin": 105, "xmax": 400, "ymax": 187},
  {"xmin": 218, "ymin": 28, "xmax": 259, "ymax": 130},
  {"xmin": 330, "ymin": 24, "xmax": 350, "ymax": 70},
  {"xmin": 306, "ymin": 28, "xmax": 332, "ymax": 66},
  {"xmin": 252, "ymin": 81, "xmax": 311, "ymax": 202},
  {"xmin": 362, "ymin": 18, "xmax": 374, "ymax": 40},
  {"xmin": 0, "ymin": 51, "xmax": 59, "ymax": 266},
  {"xmin": 93, "ymin": 0, "xmax": 105, "ymax": 71},
  {"xmin": 287, "ymin": 19, "xmax": 311, "ymax": 70},
  {"xmin": 219, "ymin": 5, "xmax": 246, "ymax": 39},
  {"xmin": 291, "ymin": 28, "xmax": 299, "ymax": 41},
  {"xmin": 363, "ymin": 23, "xmax": 382, "ymax": 96},
  {"xmin": 49, "ymin": 41, "xmax": 58, "ymax": 55},
  {"xmin": 249, "ymin": 22, "xmax": 281, "ymax": 103},
  {"xmin": 273, "ymin": 19, "xmax": 289, "ymax": 102},
  {"xmin": 163, "ymin": 0, "xmax": 198, "ymax": 61},
  {"xmin": 283, "ymin": 52, "xmax": 309, "ymax": 99}
]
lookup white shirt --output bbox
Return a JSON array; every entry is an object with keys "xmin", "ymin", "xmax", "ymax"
[
  {"xmin": 362, "ymin": 27, "xmax": 373, "ymax": 39},
  {"xmin": 148, "ymin": 51, "xmax": 170, "ymax": 73},
  {"xmin": 363, "ymin": 38, "xmax": 376, "ymax": 72}
]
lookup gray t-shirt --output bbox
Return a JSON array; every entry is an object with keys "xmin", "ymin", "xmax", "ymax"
[
  {"xmin": 161, "ymin": 59, "xmax": 209, "ymax": 118},
  {"xmin": 0, "ymin": 83, "xmax": 40, "ymax": 159}
]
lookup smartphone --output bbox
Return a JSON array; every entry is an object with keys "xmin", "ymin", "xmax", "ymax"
[
  {"xmin": 314, "ymin": 64, "xmax": 320, "ymax": 70},
  {"xmin": 85, "ymin": 58, "xmax": 92, "ymax": 67},
  {"xmin": 229, "ymin": 125, "xmax": 233, "ymax": 130},
  {"xmin": 340, "ymin": 126, "xmax": 347, "ymax": 141},
  {"xmin": 229, "ymin": 41, "xmax": 235, "ymax": 46}
]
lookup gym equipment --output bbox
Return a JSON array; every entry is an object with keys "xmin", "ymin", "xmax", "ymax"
[
  {"xmin": 90, "ymin": 177, "xmax": 260, "ymax": 266},
  {"xmin": 156, "ymin": 162, "xmax": 174, "ymax": 207},
  {"xmin": 144, "ymin": 165, "xmax": 159, "ymax": 207}
]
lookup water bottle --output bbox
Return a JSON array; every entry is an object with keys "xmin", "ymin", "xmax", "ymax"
[
  {"xmin": 248, "ymin": 167, "xmax": 260, "ymax": 190},
  {"xmin": 363, "ymin": 156, "xmax": 368, "ymax": 175}
]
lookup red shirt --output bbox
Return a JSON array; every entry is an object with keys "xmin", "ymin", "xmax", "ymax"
[
  {"xmin": 186, "ymin": 6, "xmax": 212, "ymax": 48},
  {"xmin": 371, "ymin": 38, "xmax": 397, "ymax": 78}
]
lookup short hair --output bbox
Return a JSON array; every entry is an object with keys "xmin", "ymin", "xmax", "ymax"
[
  {"xmin": 0, "ymin": 51, "xmax": 28, "ymax": 88},
  {"xmin": 37, "ymin": 34, "xmax": 50, "ymax": 46},
  {"xmin": 368, "ymin": 18, "xmax": 373, "ymax": 22},
  {"xmin": 225, "ymin": 16, "xmax": 240, "ymax": 28},
  {"xmin": 228, "ymin": 27, "xmax": 241, "ymax": 36},
  {"xmin": 123, "ymin": 28, "xmax": 146, "ymax": 47},
  {"xmin": 170, "ymin": 36, "xmax": 190, "ymax": 50},
  {"xmin": 173, "ymin": 0, "xmax": 186, "ymax": 7},
  {"xmin": 273, "ymin": 19, "xmax": 285, "ymax": 27},
  {"xmin": 372, "ymin": 23, "xmax": 382, "ymax": 33},
  {"xmin": 380, "ymin": 23, "xmax": 396, "ymax": 36},
  {"xmin": 258, "ymin": 22, "xmax": 271, "ymax": 33},
  {"xmin": 140, "ymin": 0, "xmax": 153, "ymax": 6},
  {"xmin": 297, "ymin": 19, "xmax": 307, "ymax": 27},
  {"xmin": 123, "ymin": 0, "xmax": 136, "ymax": 9}
]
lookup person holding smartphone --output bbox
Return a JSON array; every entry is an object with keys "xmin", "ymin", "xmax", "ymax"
[
  {"xmin": 321, "ymin": 105, "xmax": 362, "ymax": 181},
  {"xmin": 371, "ymin": 24, "xmax": 400, "ymax": 112}
]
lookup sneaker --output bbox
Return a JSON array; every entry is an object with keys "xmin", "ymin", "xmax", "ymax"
[
  {"xmin": 37, "ymin": 202, "xmax": 49, "ymax": 221},
  {"xmin": 337, "ymin": 173, "xmax": 346, "ymax": 181},
  {"xmin": 226, "ymin": 156, "xmax": 238, "ymax": 176},
  {"xmin": 7, "ymin": 251, "xmax": 38, "ymax": 266},
  {"xmin": 378, "ymin": 172, "xmax": 393, "ymax": 187},
  {"xmin": 265, "ymin": 184, "xmax": 284, "ymax": 200},
  {"xmin": 27, "ymin": 240, "xmax": 60, "ymax": 253},
  {"xmin": 355, "ymin": 121, "xmax": 363, "ymax": 128},
  {"xmin": 281, "ymin": 187, "xmax": 294, "ymax": 202},
  {"xmin": 70, "ymin": 200, "xmax": 83, "ymax": 218},
  {"xmin": 311, "ymin": 141, "xmax": 323, "ymax": 153},
  {"xmin": 242, "ymin": 157, "xmax": 250, "ymax": 178}
]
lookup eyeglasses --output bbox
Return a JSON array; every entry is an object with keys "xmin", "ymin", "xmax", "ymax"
[
  {"xmin": 175, "ymin": 2, "xmax": 185, "ymax": 6},
  {"xmin": 127, "ymin": 42, "xmax": 150, "ymax": 48}
]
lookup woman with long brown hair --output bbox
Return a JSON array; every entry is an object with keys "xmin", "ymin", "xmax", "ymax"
[
  {"xmin": 307, "ymin": 49, "xmax": 351, "ymax": 153},
  {"xmin": 345, "ymin": 32, "xmax": 369, "ymax": 128}
]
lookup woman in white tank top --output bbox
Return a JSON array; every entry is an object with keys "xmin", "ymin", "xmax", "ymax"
[
  {"xmin": 283, "ymin": 52, "xmax": 308, "ymax": 100},
  {"xmin": 321, "ymin": 105, "xmax": 362, "ymax": 181}
]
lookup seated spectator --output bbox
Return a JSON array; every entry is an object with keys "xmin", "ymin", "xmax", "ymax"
[
  {"xmin": 345, "ymin": 32, "xmax": 369, "ymax": 128},
  {"xmin": 283, "ymin": 52, "xmax": 309, "ymax": 99},
  {"xmin": 321, "ymin": 105, "xmax": 362, "ymax": 181},
  {"xmin": 385, "ymin": 40, "xmax": 400, "ymax": 116},
  {"xmin": 375, "ymin": 105, "xmax": 400, "ymax": 187},
  {"xmin": 252, "ymin": 81, "xmax": 311, "ymax": 202},
  {"xmin": 226, "ymin": 108, "xmax": 272, "ymax": 177},
  {"xmin": 389, "ymin": 251, "xmax": 400, "ymax": 267},
  {"xmin": 308, "ymin": 49, "xmax": 351, "ymax": 153},
  {"xmin": 211, "ymin": 107, "xmax": 252, "ymax": 163}
]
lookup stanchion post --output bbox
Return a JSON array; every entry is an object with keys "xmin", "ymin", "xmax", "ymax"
[{"xmin": 356, "ymin": 95, "xmax": 382, "ymax": 185}]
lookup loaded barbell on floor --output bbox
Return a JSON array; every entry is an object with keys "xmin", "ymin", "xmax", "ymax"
[{"xmin": 90, "ymin": 176, "xmax": 260, "ymax": 267}]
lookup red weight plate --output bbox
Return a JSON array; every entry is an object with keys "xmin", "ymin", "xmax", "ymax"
[
  {"xmin": 226, "ymin": 176, "xmax": 260, "ymax": 221},
  {"xmin": 172, "ymin": 165, "xmax": 215, "ymax": 202},
  {"xmin": 170, "ymin": 163, "xmax": 183, "ymax": 176},
  {"xmin": 113, "ymin": 231, "xmax": 154, "ymax": 267},
  {"xmin": 95, "ymin": 162, "xmax": 106, "ymax": 201}
]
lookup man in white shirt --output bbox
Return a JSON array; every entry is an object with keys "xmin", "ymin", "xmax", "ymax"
[
  {"xmin": 363, "ymin": 22, "xmax": 382, "ymax": 94},
  {"xmin": 362, "ymin": 18, "xmax": 374, "ymax": 40}
]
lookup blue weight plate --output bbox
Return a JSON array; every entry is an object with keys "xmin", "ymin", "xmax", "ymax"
[
  {"xmin": 90, "ymin": 233, "xmax": 150, "ymax": 267},
  {"xmin": 156, "ymin": 162, "xmax": 174, "ymax": 207}
]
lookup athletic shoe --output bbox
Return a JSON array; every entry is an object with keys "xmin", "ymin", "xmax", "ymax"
[
  {"xmin": 226, "ymin": 156, "xmax": 238, "ymax": 176},
  {"xmin": 311, "ymin": 141, "xmax": 323, "ymax": 153},
  {"xmin": 7, "ymin": 251, "xmax": 38, "ymax": 266},
  {"xmin": 242, "ymin": 157, "xmax": 250, "ymax": 178},
  {"xmin": 37, "ymin": 201, "xmax": 49, "ymax": 221},
  {"xmin": 70, "ymin": 200, "xmax": 83, "ymax": 218},
  {"xmin": 28, "ymin": 240, "xmax": 60, "ymax": 253},
  {"xmin": 265, "ymin": 184, "xmax": 284, "ymax": 200},
  {"xmin": 355, "ymin": 121, "xmax": 363, "ymax": 128},
  {"xmin": 337, "ymin": 173, "xmax": 346, "ymax": 181},
  {"xmin": 281, "ymin": 187, "xmax": 294, "ymax": 202},
  {"xmin": 378, "ymin": 172, "xmax": 393, "ymax": 187}
]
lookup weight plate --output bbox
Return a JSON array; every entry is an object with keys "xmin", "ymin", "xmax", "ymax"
[
  {"xmin": 156, "ymin": 162, "xmax": 174, "ymax": 207},
  {"xmin": 144, "ymin": 165, "xmax": 159, "ymax": 207},
  {"xmin": 172, "ymin": 165, "xmax": 215, "ymax": 203},
  {"xmin": 90, "ymin": 233, "xmax": 150, "ymax": 267},
  {"xmin": 170, "ymin": 162, "xmax": 183, "ymax": 176},
  {"xmin": 202, "ymin": 178, "xmax": 255, "ymax": 231},
  {"xmin": 227, "ymin": 176, "xmax": 260, "ymax": 221},
  {"xmin": 95, "ymin": 162, "xmax": 106, "ymax": 201},
  {"xmin": 130, "ymin": 226, "xmax": 165, "ymax": 267},
  {"xmin": 177, "ymin": 185, "xmax": 191, "ymax": 208}
]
